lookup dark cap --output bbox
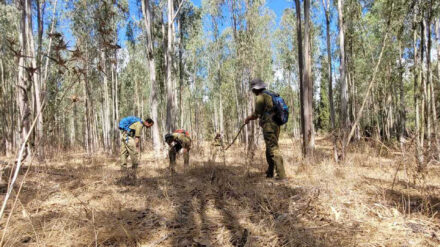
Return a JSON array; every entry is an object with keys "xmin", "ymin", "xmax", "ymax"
[{"xmin": 250, "ymin": 78, "xmax": 267, "ymax": 90}]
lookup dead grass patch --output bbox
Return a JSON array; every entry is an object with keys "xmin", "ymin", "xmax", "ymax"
[{"xmin": 0, "ymin": 138, "xmax": 439, "ymax": 246}]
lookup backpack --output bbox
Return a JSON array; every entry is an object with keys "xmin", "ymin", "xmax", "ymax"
[
  {"xmin": 174, "ymin": 129, "xmax": 190, "ymax": 137},
  {"xmin": 263, "ymin": 90, "xmax": 289, "ymax": 125},
  {"xmin": 119, "ymin": 116, "xmax": 142, "ymax": 132}
]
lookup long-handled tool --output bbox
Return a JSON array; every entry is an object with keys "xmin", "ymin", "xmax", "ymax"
[{"xmin": 224, "ymin": 123, "xmax": 246, "ymax": 151}]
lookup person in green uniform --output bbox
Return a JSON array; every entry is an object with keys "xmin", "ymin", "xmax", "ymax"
[
  {"xmin": 119, "ymin": 116, "xmax": 154, "ymax": 177},
  {"xmin": 210, "ymin": 133, "xmax": 224, "ymax": 163},
  {"xmin": 244, "ymin": 78, "xmax": 286, "ymax": 180},
  {"xmin": 164, "ymin": 132, "xmax": 192, "ymax": 173}
]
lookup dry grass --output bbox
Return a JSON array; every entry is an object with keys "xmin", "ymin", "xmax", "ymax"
[{"xmin": 0, "ymin": 138, "xmax": 439, "ymax": 246}]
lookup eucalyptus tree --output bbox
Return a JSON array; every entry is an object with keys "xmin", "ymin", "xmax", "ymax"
[
  {"xmin": 141, "ymin": 0, "xmax": 162, "ymax": 155},
  {"xmin": 15, "ymin": 0, "xmax": 35, "ymax": 159},
  {"xmin": 337, "ymin": 0, "xmax": 349, "ymax": 159},
  {"xmin": 293, "ymin": 0, "xmax": 314, "ymax": 157}
]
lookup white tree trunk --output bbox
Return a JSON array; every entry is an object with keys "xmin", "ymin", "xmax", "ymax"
[
  {"xmin": 165, "ymin": 0, "xmax": 175, "ymax": 132},
  {"xmin": 101, "ymin": 51, "xmax": 111, "ymax": 151},
  {"xmin": 141, "ymin": 0, "xmax": 162, "ymax": 156},
  {"xmin": 16, "ymin": 0, "xmax": 32, "ymax": 159},
  {"xmin": 23, "ymin": 0, "xmax": 43, "ymax": 145},
  {"xmin": 303, "ymin": 0, "xmax": 314, "ymax": 156}
]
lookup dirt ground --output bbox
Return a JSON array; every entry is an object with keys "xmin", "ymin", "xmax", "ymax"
[{"xmin": 1, "ymin": 138, "xmax": 440, "ymax": 247}]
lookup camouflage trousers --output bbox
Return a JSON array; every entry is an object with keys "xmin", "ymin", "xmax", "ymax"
[
  {"xmin": 169, "ymin": 148, "xmax": 189, "ymax": 173},
  {"xmin": 120, "ymin": 132, "xmax": 139, "ymax": 172},
  {"xmin": 210, "ymin": 145, "xmax": 224, "ymax": 163},
  {"xmin": 262, "ymin": 121, "xmax": 286, "ymax": 179}
]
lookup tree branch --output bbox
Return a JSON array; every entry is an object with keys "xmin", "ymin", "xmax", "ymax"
[{"xmin": 172, "ymin": 0, "xmax": 186, "ymax": 23}]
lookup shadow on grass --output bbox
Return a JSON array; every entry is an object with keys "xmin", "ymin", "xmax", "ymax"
[
  {"xmin": 133, "ymin": 162, "xmax": 357, "ymax": 246},
  {"xmin": 4, "ymin": 158, "xmax": 358, "ymax": 246}
]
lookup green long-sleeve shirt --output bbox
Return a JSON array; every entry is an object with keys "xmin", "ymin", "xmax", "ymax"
[
  {"xmin": 253, "ymin": 92, "xmax": 274, "ymax": 126},
  {"xmin": 129, "ymin": 121, "xmax": 144, "ymax": 137}
]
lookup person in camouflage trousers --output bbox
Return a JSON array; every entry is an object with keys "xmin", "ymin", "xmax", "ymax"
[
  {"xmin": 165, "ymin": 132, "xmax": 192, "ymax": 173},
  {"xmin": 119, "ymin": 117, "xmax": 154, "ymax": 178},
  {"xmin": 245, "ymin": 78, "xmax": 286, "ymax": 180},
  {"xmin": 210, "ymin": 133, "xmax": 224, "ymax": 163}
]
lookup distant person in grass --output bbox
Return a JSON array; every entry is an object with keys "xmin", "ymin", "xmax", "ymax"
[
  {"xmin": 245, "ymin": 78, "xmax": 287, "ymax": 180},
  {"xmin": 118, "ymin": 116, "xmax": 154, "ymax": 177},
  {"xmin": 164, "ymin": 130, "xmax": 192, "ymax": 173},
  {"xmin": 210, "ymin": 133, "xmax": 224, "ymax": 163}
]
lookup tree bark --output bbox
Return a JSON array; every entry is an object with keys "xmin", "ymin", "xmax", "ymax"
[
  {"xmin": 294, "ymin": 0, "xmax": 306, "ymax": 156},
  {"xmin": 437, "ymin": 19, "xmax": 440, "ymax": 89},
  {"xmin": 338, "ymin": 0, "xmax": 349, "ymax": 160},
  {"xmin": 413, "ymin": 11, "xmax": 423, "ymax": 166},
  {"xmin": 165, "ymin": 0, "xmax": 175, "ymax": 132},
  {"xmin": 421, "ymin": 19, "xmax": 430, "ymax": 148},
  {"xmin": 323, "ymin": 0, "xmax": 335, "ymax": 130},
  {"xmin": 178, "ymin": 15, "xmax": 184, "ymax": 128},
  {"xmin": 141, "ymin": 0, "xmax": 162, "ymax": 156},
  {"xmin": 303, "ymin": 0, "xmax": 314, "ymax": 156},
  {"xmin": 24, "ymin": 0, "xmax": 43, "ymax": 148},
  {"xmin": 426, "ymin": 3, "xmax": 438, "ymax": 156},
  {"xmin": 0, "ymin": 58, "xmax": 5, "ymax": 155},
  {"xmin": 322, "ymin": 0, "xmax": 338, "ymax": 160},
  {"xmin": 16, "ymin": 0, "xmax": 32, "ymax": 159},
  {"xmin": 100, "ymin": 50, "xmax": 111, "ymax": 152},
  {"xmin": 398, "ymin": 42, "xmax": 406, "ymax": 149}
]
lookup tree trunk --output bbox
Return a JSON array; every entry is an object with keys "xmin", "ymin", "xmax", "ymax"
[
  {"xmin": 165, "ymin": 0, "xmax": 175, "ymax": 132},
  {"xmin": 135, "ymin": 78, "xmax": 140, "ymax": 115},
  {"xmin": 421, "ymin": 19, "xmax": 430, "ymax": 149},
  {"xmin": 230, "ymin": 1, "xmax": 243, "ymax": 136},
  {"xmin": 83, "ymin": 43, "xmax": 95, "ymax": 154},
  {"xmin": 178, "ymin": 16, "xmax": 184, "ymax": 128},
  {"xmin": 322, "ymin": 0, "xmax": 338, "ymax": 160},
  {"xmin": 323, "ymin": 0, "xmax": 335, "ymax": 130},
  {"xmin": 214, "ymin": 99, "xmax": 218, "ymax": 132},
  {"xmin": 219, "ymin": 91, "xmax": 224, "ymax": 135},
  {"xmin": 338, "ymin": 0, "xmax": 349, "ymax": 160},
  {"xmin": 303, "ymin": 0, "xmax": 314, "ymax": 157},
  {"xmin": 437, "ymin": 19, "xmax": 440, "ymax": 91},
  {"xmin": 101, "ymin": 50, "xmax": 111, "ymax": 152},
  {"xmin": 141, "ymin": 0, "xmax": 162, "ymax": 156},
  {"xmin": 294, "ymin": 0, "xmax": 306, "ymax": 156},
  {"xmin": 420, "ymin": 20, "xmax": 426, "ymax": 156},
  {"xmin": 111, "ymin": 54, "xmax": 118, "ymax": 153},
  {"xmin": 16, "ymin": 0, "xmax": 32, "ymax": 159},
  {"xmin": 0, "ymin": 58, "xmax": 5, "ymax": 155},
  {"xmin": 413, "ymin": 15, "xmax": 423, "ymax": 166},
  {"xmin": 426, "ymin": 5, "xmax": 438, "ymax": 156},
  {"xmin": 398, "ymin": 42, "xmax": 406, "ymax": 149},
  {"xmin": 72, "ymin": 102, "xmax": 78, "ymax": 147},
  {"xmin": 23, "ymin": 0, "xmax": 43, "ymax": 149}
]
